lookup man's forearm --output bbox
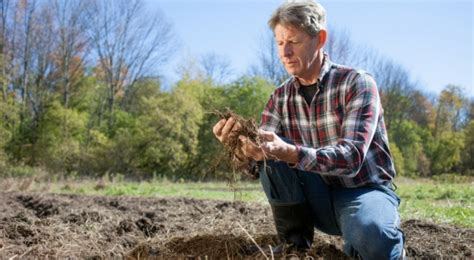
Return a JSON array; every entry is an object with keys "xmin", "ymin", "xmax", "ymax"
[{"xmin": 279, "ymin": 143, "xmax": 299, "ymax": 165}]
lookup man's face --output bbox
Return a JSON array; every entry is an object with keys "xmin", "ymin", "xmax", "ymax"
[{"xmin": 274, "ymin": 24, "xmax": 320, "ymax": 79}]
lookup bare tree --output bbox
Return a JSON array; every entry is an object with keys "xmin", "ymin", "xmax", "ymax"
[
  {"xmin": 200, "ymin": 52, "xmax": 233, "ymax": 84},
  {"xmin": 249, "ymin": 29, "xmax": 288, "ymax": 86},
  {"xmin": 434, "ymin": 85, "xmax": 469, "ymax": 136},
  {"xmin": 14, "ymin": 0, "xmax": 37, "ymax": 121},
  {"xmin": 28, "ymin": 3, "xmax": 57, "ymax": 120},
  {"xmin": 86, "ymin": 0, "xmax": 175, "ymax": 126},
  {"xmin": 52, "ymin": 0, "xmax": 88, "ymax": 108},
  {"xmin": 326, "ymin": 26, "xmax": 353, "ymax": 65},
  {"xmin": 0, "ymin": 0, "xmax": 10, "ymax": 102}
]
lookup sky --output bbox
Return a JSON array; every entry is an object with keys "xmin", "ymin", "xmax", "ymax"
[{"xmin": 145, "ymin": 0, "xmax": 473, "ymax": 97}]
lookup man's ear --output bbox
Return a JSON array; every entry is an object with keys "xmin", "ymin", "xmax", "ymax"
[{"xmin": 317, "ymin": 29, "xmax": 327, "ymax": 49}]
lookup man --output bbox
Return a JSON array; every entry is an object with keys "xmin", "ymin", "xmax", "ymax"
[{"xmin": 213, "ymin": 1, "xmax": 404, "ymax": 259}]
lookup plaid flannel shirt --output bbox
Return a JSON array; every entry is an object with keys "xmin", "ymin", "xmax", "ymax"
[{"xmin": 260, "ymin": 54, "xmax": 396, "ymax": 188}]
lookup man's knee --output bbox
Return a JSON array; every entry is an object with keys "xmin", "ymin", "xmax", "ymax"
[{"xmin": 343, "ymin": 217, "xmax": 403, "ymax": 259}]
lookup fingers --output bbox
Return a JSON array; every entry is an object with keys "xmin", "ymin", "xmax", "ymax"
[
  {"xmin": 220, "ymin": 117, "xmax": 236, "ymax": 138},
  {"xmin": 213, "ymin": 117, "xmax": 242, "ymax": 143},
  {"xmin": 239, "ymin": 136, "xmax": 265, "ymax": 161},
  {"xmin": 258, "ymin": 129, "xmax": 275, "ymax": 141},
  {"xmin": 212, "ymin": 118, "xmax": 227, "ymax": 142}
]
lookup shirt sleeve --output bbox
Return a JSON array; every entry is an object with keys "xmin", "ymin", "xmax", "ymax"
[
  {"xmin": 259, "ymin": 91, "xmax": 282, "ymax": 135},
  {"xmin": 296, "ymin": 72, "xmax": 381, "ymax": 177}
]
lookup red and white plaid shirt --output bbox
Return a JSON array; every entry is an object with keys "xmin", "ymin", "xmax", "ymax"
[{"xmin": 260, "ymin": 54, "xmax": 396, "ymax": 188}]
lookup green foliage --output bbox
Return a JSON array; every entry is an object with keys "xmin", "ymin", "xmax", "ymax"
[
  {"xmin": 172, "ymin": 78, "xmax": 227, "ymax": 179},
  {"xmin": 434, "ymin": 85, "xmax": 469, "ymax": 135},
  {"xmin": 224, "ymin": 76, "xmax": 274, "ymax": 120},
  {"xmin": 1, "ymin": 50, "xmax": 472, "ymax": 179},
  {"xmin": 172, "ymin": 76, "xmax": 274, "ymax": 179},
  {"xmin": 35, "ymin": 101, "xmax": 89, "ymax": 173},
  {"xmin": 429, "ymin": 131, "xmax": 464, "ymax": 174},
  {"xmin": 390, "ymin": 120, "xmax": 425, "ymax": 176},
  {"xmin": 460, "ymin": 120, "xmax": 474, "ymax": 171},
  {"xmin": 136, "ymin": 89, "xmax": 203, "ymax": 177},
  {"xmin": 0, "ymin": 97, "xmax": 20, "ymax": 168},
  {"xmin": 389, "ymin": 141, "xmax": 405, "ymax": 177},
  {"xmin": 0, "ymin": 115, "xmax": 10, "ymax": 169}
]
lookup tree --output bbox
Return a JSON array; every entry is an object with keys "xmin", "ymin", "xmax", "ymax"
[
  {"xmin": 35, "ymin": 101, "xmax": 88, "ymax": 173},
  {"xmin": 325, "ymin": 26, "xmax": 379, "ymax": 69},
  {"xmin": 405, "ymin": 90, "xmax": 436, "ymax": 128},
  {"xmin": 389, "ymin": 120, "xmax": 425, "ymax": 176},
  {"xmin": 225, "ymin": 76, "xmax": 274, "ymax": 120},
  {"xmin": 434, "ymin": 85, "xmax": 469, "ymax": 137},
  {"xmin": 429, "ymin": 131, "xmax": 464, "ymax": 175},
  {"xmin": 460, "ymin": 120, "xmax": 474, "ymax": 172},
  {"xmin": 249, "ymin": 29, "xmax": 288, "ymax": 86},
  {"xmin": 51, "ymin": 0, "xmax": 88, "ymax": 108},
  {"xmin": 199, "ymin": 52, "xmax": 233, "ymax": 84},
  {"xmin": 0, "ymin": 0, "xmax": 11, "ymax": 102},
  {"xmin": 86, "ymin": 0, "xmax": 175, "ymax": 127}
]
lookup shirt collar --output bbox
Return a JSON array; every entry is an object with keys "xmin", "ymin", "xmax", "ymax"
[{"xmin": 292, "ymin": 52, "xmax": 332, "ymax": 90}]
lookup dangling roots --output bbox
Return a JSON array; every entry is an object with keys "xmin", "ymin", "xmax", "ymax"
[{"xmin": 213, "ymin": 109, "xmax": 266, "ymax": 178}]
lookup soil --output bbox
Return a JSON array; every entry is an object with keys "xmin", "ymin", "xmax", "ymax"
[{"xmin": 0, "ymin": 191, "xmax": 472, "ymax": 259}]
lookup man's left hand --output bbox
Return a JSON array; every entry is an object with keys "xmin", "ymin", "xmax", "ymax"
[{"xmin": 239, "ymin": 130, "xmax": 299, "ymax": 164}]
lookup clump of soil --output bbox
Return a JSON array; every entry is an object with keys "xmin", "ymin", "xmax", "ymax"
[{"xmin": 214, "ymin": 109, "xmax": 262, "ymax": 179}]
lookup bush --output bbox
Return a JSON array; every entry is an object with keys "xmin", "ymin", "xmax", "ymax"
[{"xmin": 35, "ymin": 101, "xmax": 89, "ymax": 173}]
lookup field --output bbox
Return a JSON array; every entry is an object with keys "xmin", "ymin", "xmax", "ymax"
[{"xmin": 0, "ymin": 176, "xmax": 473, "ymax": 258}]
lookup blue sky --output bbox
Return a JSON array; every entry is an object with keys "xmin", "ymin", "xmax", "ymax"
[{"xmin": 146, "ymin": 0, "xmax": 473, "ymax": 97}]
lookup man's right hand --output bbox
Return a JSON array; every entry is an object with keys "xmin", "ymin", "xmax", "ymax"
[
  {"xmin": 212, "ymin": 117, "xmax": 240, "ymax": 144},
  {"xmin": 212, "ymin": 117, "xmax": 266, "ymax": 162},
  {"xmin": 213, "ymin": 117, "xmax": 247, "ymax": 161}
]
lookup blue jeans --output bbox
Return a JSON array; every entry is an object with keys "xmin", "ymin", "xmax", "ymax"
[{"xmin": 259, "ymin": 160, "xmax": 404, "ymax": 260}]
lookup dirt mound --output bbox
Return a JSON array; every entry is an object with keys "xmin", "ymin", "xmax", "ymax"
[
  {"xmin": 403, "ymin": 219, "xmax": 473, "ymax": 258},
  {"xmin": 0, "ymin": 191, "xmax": 472, "ymax": 258},
  {"xmin": 16, "ymin": 195, "xmax": 60, "ymax": 218}
]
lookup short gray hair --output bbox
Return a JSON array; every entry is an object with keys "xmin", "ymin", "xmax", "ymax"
[{"xmin": 268, "ymin": 0, "xmax": 326, "ymax": 37}]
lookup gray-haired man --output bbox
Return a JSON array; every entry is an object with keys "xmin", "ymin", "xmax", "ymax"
[{"xmin": 213, "ymin": 1, "xmax": 405, "ymax": 259}]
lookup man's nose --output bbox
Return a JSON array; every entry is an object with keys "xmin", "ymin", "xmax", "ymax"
[{"xmin": 283, "ymin": 43, "xmax": 293, "ymax": 57}]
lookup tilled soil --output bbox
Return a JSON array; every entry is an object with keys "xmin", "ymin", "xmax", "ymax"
[{"xmin": 0, "ymin": 191, "xmax": 472, "ymax": 259}]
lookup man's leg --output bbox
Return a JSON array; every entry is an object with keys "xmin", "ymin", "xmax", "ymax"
[
  {"xmin": 296, "ymin": 170, "xmax": 341, "ymax": 236},
  {"xmin": 259, "ymin": 160, "xmax": 314, "ymax": 249},
  {"xmin": 332, "ymin": 185, "xmax": 404, "ymax": 259},
  {"xmin": 259, "ymin": 160, "xmax": 343, "ymax": 249}
]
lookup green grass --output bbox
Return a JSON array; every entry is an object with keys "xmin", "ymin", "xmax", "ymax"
[
  {"xmin": 3, "ymin": 175, "xmax": 473, "ymax": 227},
  {"xmin": 395, "ymin": 178, "xmax": 473, "ymax": 227},
  {"xmin": 53, "ymin": 178, "xmax": 267, "ymax": 203}
]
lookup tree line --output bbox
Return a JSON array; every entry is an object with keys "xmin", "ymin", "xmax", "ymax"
[{"xmin": 0, "ymin": 0, "xmax": 472, "ymax": 180}]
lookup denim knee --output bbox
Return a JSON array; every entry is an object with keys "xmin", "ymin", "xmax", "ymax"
[{"xmin": 342, "ymin": 217, "xmax": 403, "ymax": 260}]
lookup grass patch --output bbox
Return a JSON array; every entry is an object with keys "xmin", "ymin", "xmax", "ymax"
[
  {"xmin": 53, "ymin": 177, "xmax": 267, "ymax": 203},
  {"xmin": 396, "ymin": 177, "xmax": 473, "ymax": 227}
]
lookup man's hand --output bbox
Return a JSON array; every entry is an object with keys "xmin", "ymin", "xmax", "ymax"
[
  {"xmin": 212, "ymin": 117, "xmax": 247, "ymax": 161},
  {"xmin": 212, "ymin": 117, "xmax": 240, "ymax": 144},
  {"xmin": 239, "ymin": 130, "xmax": 299, "ymax": 164}
]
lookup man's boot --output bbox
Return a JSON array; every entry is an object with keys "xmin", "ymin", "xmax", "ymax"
[{"xmin": 270, "ymin": 201, "xmax": 314, "ymax": 253}]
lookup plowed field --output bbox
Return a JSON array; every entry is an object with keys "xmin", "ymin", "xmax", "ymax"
[{"xmin": 0, "ymin": 192, "xmax": 472, "ymax": 258}]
